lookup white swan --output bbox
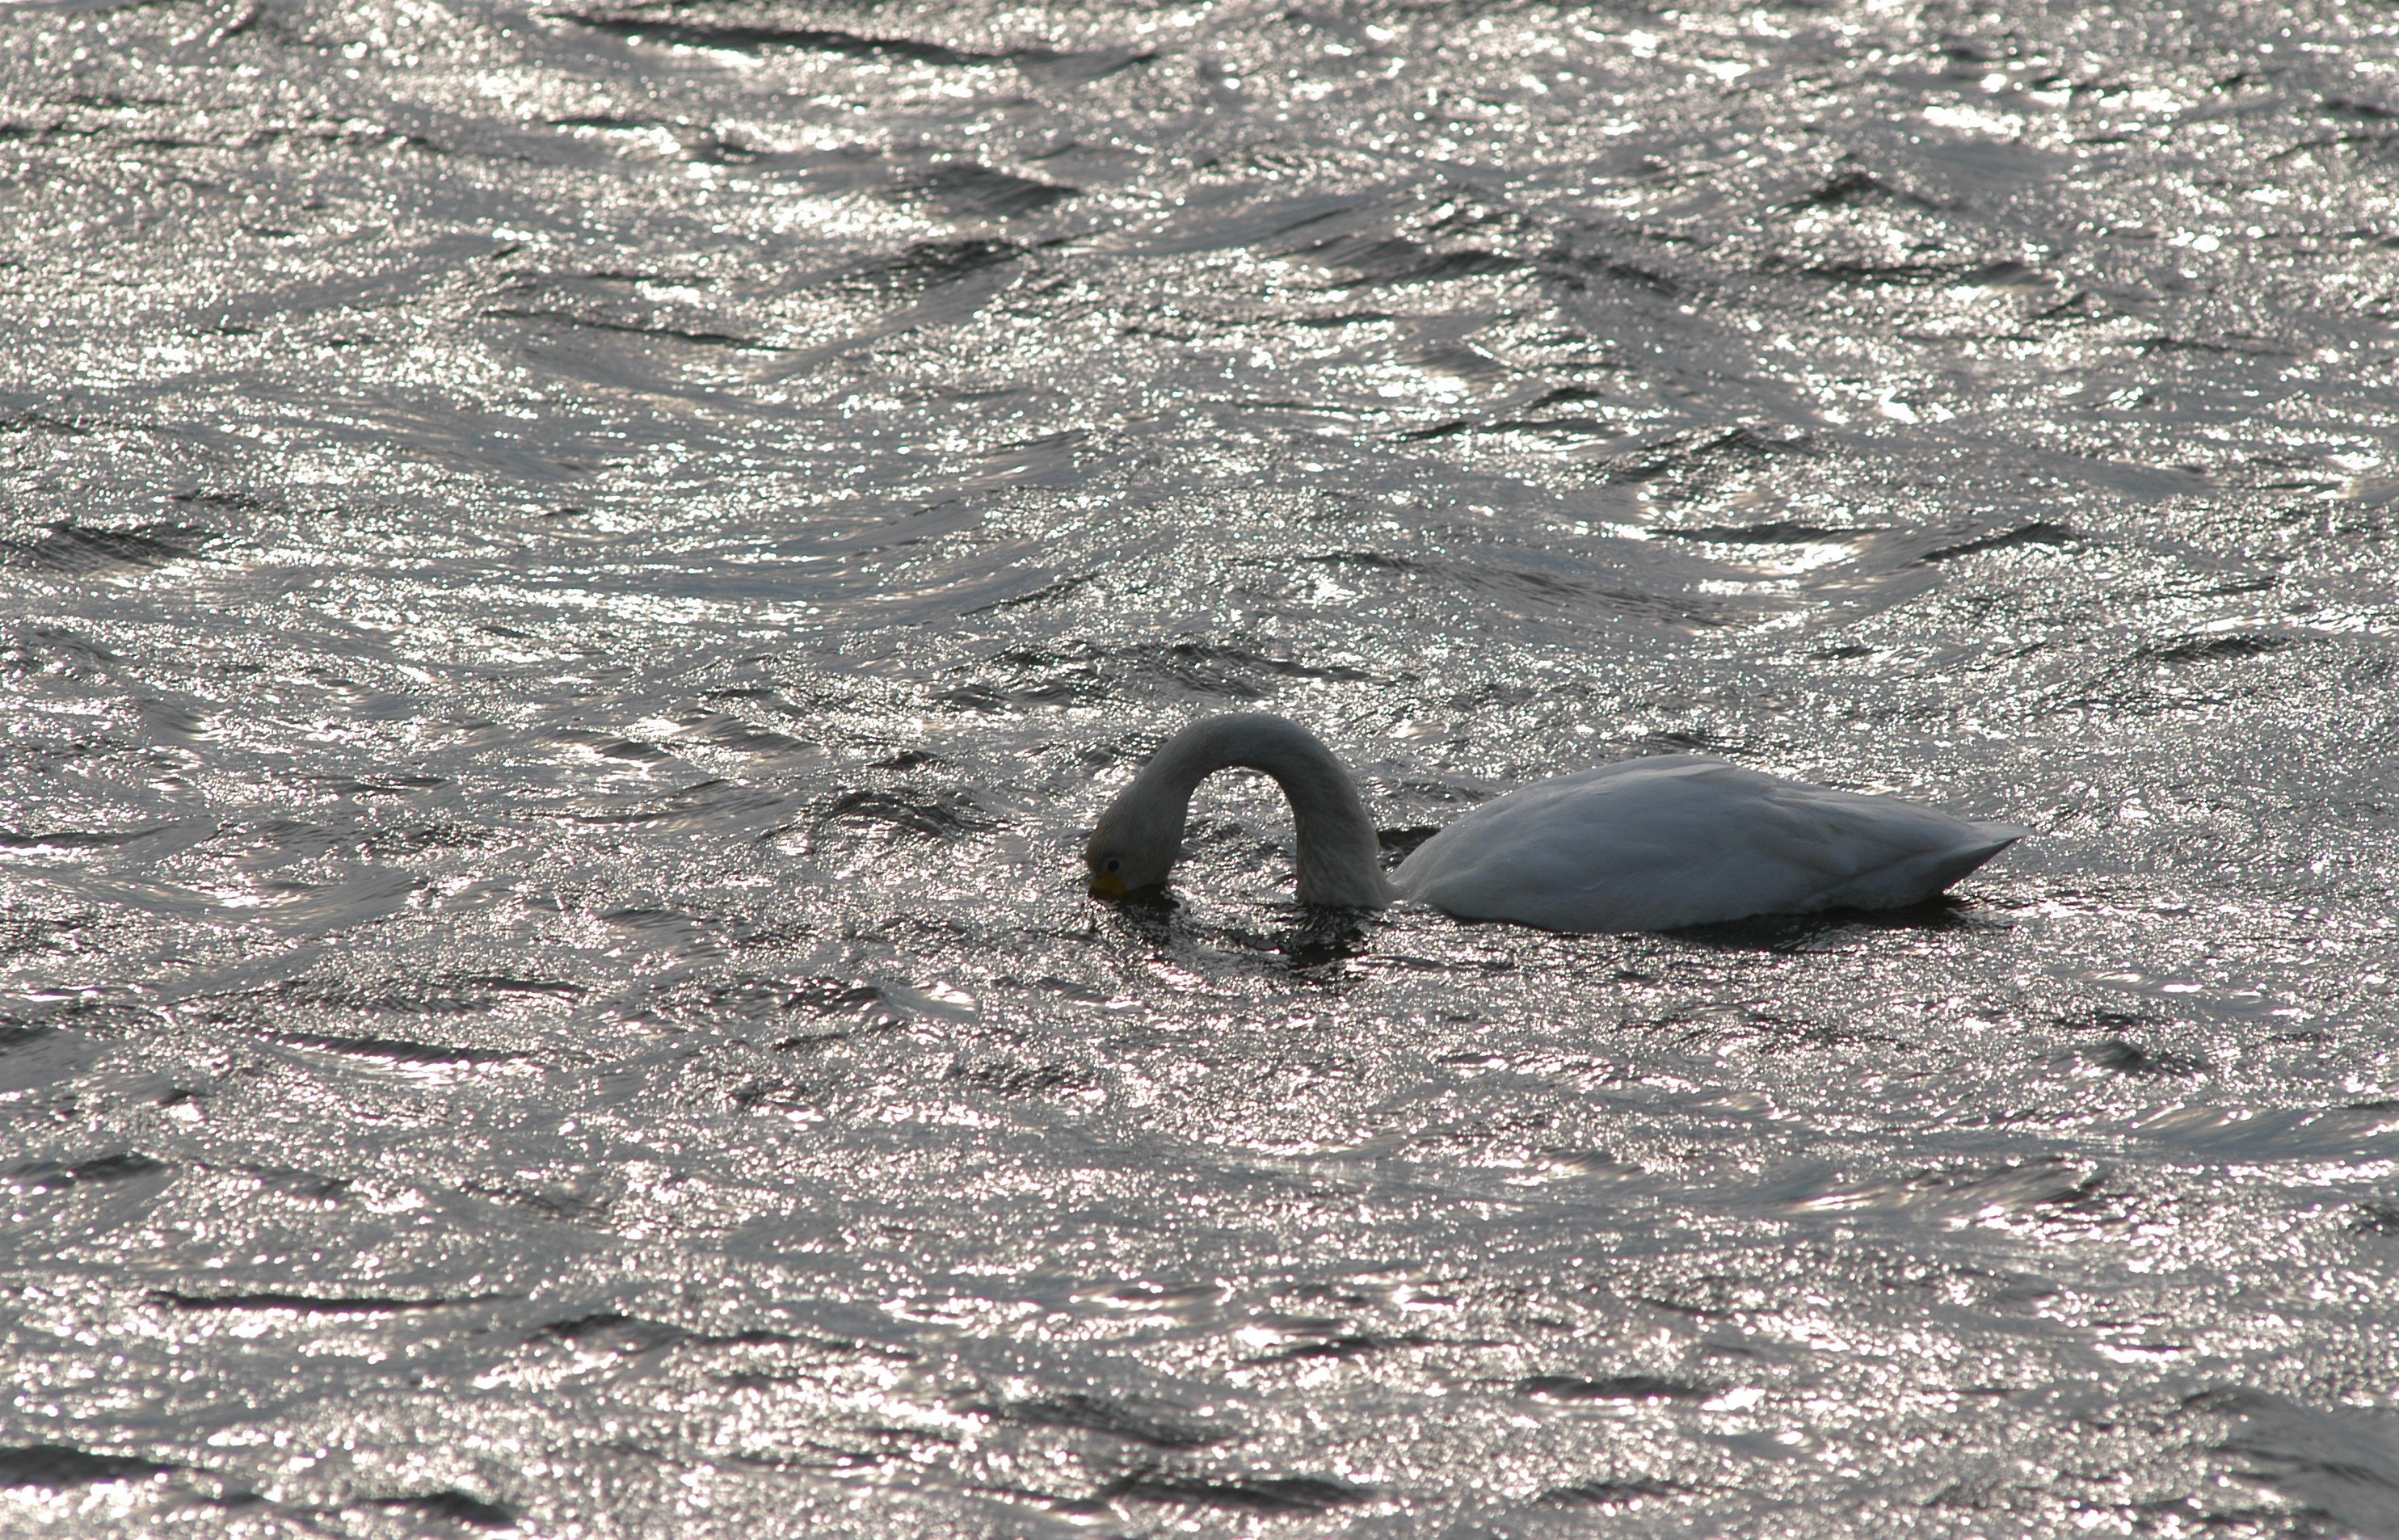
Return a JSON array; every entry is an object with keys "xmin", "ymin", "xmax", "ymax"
[{"xmin": 1084, "ymin": 713, "xmax": 2024, "ymax": 932}]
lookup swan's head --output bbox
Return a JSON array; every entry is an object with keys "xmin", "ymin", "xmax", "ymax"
[{"xmin": 1084, "ymin": 791, "xmax": 1178, "ymax": 903}]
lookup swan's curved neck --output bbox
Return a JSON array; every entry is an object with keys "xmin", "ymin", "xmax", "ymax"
[{"xmin": 1131, "ymin": 714, "xmax": 1392, "ymax": 907}]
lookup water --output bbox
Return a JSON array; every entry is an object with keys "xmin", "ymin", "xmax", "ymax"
[{"xmin": 5, "ymin": 0, "xmax": 2399, "ymax": 1534}]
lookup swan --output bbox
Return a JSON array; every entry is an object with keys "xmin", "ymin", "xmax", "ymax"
[{"xmin": 1083, "ymin": 713, "xmax": 2024, "ymax": 932}]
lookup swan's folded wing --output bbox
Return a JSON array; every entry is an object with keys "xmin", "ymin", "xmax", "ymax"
[
  {"xmin": 1804, "ymin": 817, "xmax": 2026, "ymax": 911},
  {"xmin": 1394, "ymin": 759, "xmax": 1793, "ymax": 930}
]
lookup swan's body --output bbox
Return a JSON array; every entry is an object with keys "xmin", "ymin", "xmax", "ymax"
[
  {"xmin": 1391, "ymin": 754, "xmax": 2022, "ymax": 932},
  {"xmin": 1084, "ymin": 713, "xmax": 2023, "ymax": 933}
]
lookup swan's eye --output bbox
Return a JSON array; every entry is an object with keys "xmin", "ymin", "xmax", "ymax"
[{"xmin": 1105, "ymin": 858, "xmax": 1120, "ymax": 873}]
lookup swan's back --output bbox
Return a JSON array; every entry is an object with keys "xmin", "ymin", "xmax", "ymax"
[{"xmin": 1392, "ymin": 755, "xmax": 2022, "ymax": 932}]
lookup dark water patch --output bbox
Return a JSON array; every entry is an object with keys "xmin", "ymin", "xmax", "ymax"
[
  {"xmin": 2, "ymin": 624, "xmax": 119, "ymax": 680},
  {"xmin": 543, "ymin": 115, "xmax": 783, "ymax": 166},
  {"xmin": 2056, "ymin": 1008, "xmax": 2173, "ymax": 1034},
  {"xmin": 1540, "ymin": 1479, "xmax": 1694, "ymax": 1506},
  {"xmin": 558, "ymin": 9, "xmax": 1027, "ymax": 65},
  {"xmin": 1781, "ymin": 166, "xmax": 1940, "ymax": 211},
  {"xmin": 133, "ymin": 696, "xmax": 214, "ymax": 743},
  {"xmin": 541, "ymin": 1310, "xmax": 800, "ymax": 1356},
  {"xmin": 1766, "ymin": 255, "xmax": 1981, "ymax": 288},
  {"xmin": 1600, "ymin": 425, "xmax": 1814, "ymax": 485},
  {"xmin": 461, "ymin": 1168, "xmax": 612, "ymax": 1219},
  {"xmin": 0, "ymin": 1020, "xmax": 53, "ymax": 1050},
  {"xmin": 1, "ymin": 521, "xmax": 215, "ymax": 575},
  {"xmin": 2349, "ymin": 1204, "xmax": 2399, "ymax": 1237},
  {"xmin": 0, "ymin": 123, "xmax": 89, "ymax": 148},
  {"xmin": 549, "ymin": 730, "xmax": 672, "ymax": 765},
  {"xmin": 812, "ymin": 788, "xmax": 997, "ymax": 841},
  {"xmin": 1656, "ymin": 520, "xmax": 1884, "ymax": 545},
  {"xmin": 960, "ymin": 571, "xmax": 1092, "ymax": 616},
  {"xmin": 1398, "ymin": 410, "xmax": 1614, "ymax": 446},
  {"xmin": 361, "ymin": 821, "xmax": 508, "ymax": 856},
  {"xmin": 239, "ymin": 1163, "xmax": 351, "ymax": 1204},
  {"xmin": 270, "ymin": 973, "xmax": 585, "ymax": 1016},
  {"xmin": 1919, "ymin": 522, "xmax": 2077, "ymax": 563},
  {"xmin": 264, "ymin": 1030, "xmax": 527, "ymax": 1066},
  {"xmin": 1548, "ymin": 250, "xmax": 1688, "ymax": 297},
  {"xmin": 542, "ymin": 1311, "xmax": 688, "ymax": 1353},
  {"xmin": 992, "ymin": 1391, "xmax": 1223, "ymax": 1450},
  {"xmin": 683, "ymin": 130, "xmax": 768, "ymax": 166},
  {"xmin": 1518, "ymin": 1374, "xmax": 1712, "ymax": 1403},
  {"xmin": 2279, "ymin": 129, "xmax": 2399, "ymax": 164},
  {"xmin": 485, "ymin": 303, "xmax": 777, "ymax": 352},
  {"xmin": 885, "ymin": 163, "xmax": 1079, "ymax": 221},
  {"xmin": 1301, "ymin": 549, "xmax": 1424, "ymax": 574},
  {"xmin": 0, "ymin": 409, "xmax": 99, "ymax": 438},
  {"xmin": 1960, "ymin": 259, "xmax": 2045, "ymax": 289},
  {"xmin": 568, "ymin": 779, "xmax": 806, "ymax": 835},
  {"xmin": 948, "ymin": 638, "xmax": 1377, "ymax": 708},
  {"xmin": 1318, "ymin": 241, "xmax": 1523, "ymax": 288},
  {"xmin": 1524, "ymin": 385, "xmax": 1611, "ymax": 411},
  {"xmin": 1105, "ymin": 1468, "xmax": 1370, "ymax": 1514},
  {"xmin": 154, "ymin": 1290, "xmax": 507, "ymax": 1313},
  {"xmin": 1437, "ymin": 562, "xmax": 1736, "ymax": 629},
  {"xmin": 854, "ymin": 238, "xmax": 1024, "ymax": 297},
  {"xmin": 1261, "ymin": 1329, "xmax": 1431, "ymax": 1361},
  {"xmin": 1787, "ymin": 1159, "xmax": 2109, "ymax": 1223},
  {"xmin": 0, "ymin": 822, "xmax": 187, "ymax": 853},
  {"xmin": 716, "ymin": 1424, "xmax": 963, "ymax": 1474},
  {"xmin": 208, "ymin": 236, "xmax": 513, "ymax": 328},
  {"xmin": 947, "ymin": 1056, "xmax": 1094, "ymax": 1097},
  {"xmin": 368, "ymin": 1490, "xmax": 518, "ymax": 1528},
  {"xmin": 1123, "ymin": 190, "xmax": 1374, "ymax": 259},
  {"xmin": 0, "ymin": 1444, "xmax": 175, "ymax": 1488},
  {"xmin": 974, "ymin": 427, "xmax": 1089, "ymax": 488},
  {"xmin": 1097, "ymin": 638, "xmax": 1376, "ymax": 693},
  {"xmin": 2137, "ymin": 334, "xmax": 2295, "ymax": 360},
  {"xmin": 2190, "ymin": 1389, "xmax": 2399, "ymax": 1534},
  {"xmin": 1019, "ymin": 45, "xmax": 1152, "ymax": 87},
  {"xmin": 315, "ymin": 772, "xmax": 450, "ymax": 796},
  {"xmin": 553, "ymin": 111, "xmax": 671, "ymax": 131},
  {"xmin": 6, "ymin": 1151, "xmax": 170, "ymax": 1193},
  {"xmin": 2064, "ymin": 1038, "xmax": 2206, "ymax": 1077},
  {"xmin": 2143, "ymin": 631, "xmax": 2300, "ymax": 663},
  {"xmin": 672, "ymin": 975, "xmax": 903, "ymax": 1033},
  {"xmin": 758, "ymin": 242, "xmax": 1030, "ymax": 371}
]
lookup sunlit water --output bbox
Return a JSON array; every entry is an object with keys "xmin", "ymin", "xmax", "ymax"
[{"xmin": 6, "ymin": 0, "xmax": 2399, "ymax": 1534}]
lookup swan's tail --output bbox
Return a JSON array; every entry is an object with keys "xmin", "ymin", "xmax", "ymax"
[{"xmin": 1815, "ymin": 821, "xmax": 2027, "ymax": 911}]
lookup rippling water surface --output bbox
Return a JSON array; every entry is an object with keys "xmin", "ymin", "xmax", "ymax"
[{"xmin": 6, "ymin": 0, "xmax": 2399, "ymax": 1534}]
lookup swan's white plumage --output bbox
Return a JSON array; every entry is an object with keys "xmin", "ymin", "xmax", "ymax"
[
  {"xmin": 1389, "ymin": 754, "xmax": 2024, "ymax": 932},
  {"xmin": 1084, "ymin": 713, "xmax": 2024, "ymax": 932}
]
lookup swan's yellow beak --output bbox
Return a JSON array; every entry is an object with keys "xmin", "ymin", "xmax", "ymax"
[{"xmin": 1088, "ymin": 870, "xmax": 1129, "ymax": 902}]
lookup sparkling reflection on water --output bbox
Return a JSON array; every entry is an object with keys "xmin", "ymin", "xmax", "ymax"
[{"xmin": 5, "ymin": 0, "xmax": 2399, "ymax": 1534}]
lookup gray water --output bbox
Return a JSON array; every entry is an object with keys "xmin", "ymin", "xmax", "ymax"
[{"xmin": 6, "ymin": 0, "xmax": 2399, "ymax": 1534}]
